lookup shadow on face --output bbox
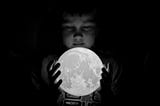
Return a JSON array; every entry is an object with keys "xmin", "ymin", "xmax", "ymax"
[{"xmin": 62, "ymin": 14, "xmax": 97, "ymax": 49}]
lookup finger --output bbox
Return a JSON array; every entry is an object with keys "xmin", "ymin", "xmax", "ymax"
[
  {"xmin": 55, "ymin": 79, "xmax": 62, "ymax": 88},
  {"xmin": 47, "ymin": 60, "xmax": 54, "ymax": 72},
  {"xmin": 52, "ymin": 70, "xmax": 61, "ymax": 81},
  {"xmin": 52, "ymin": 62, "xmax": 60, "ymax": 72},
  {"xmin": 49, "ymin": 62, "xmax": 60, "ymax": 76},
  {"xmin": 101, "ymin": 67, "xmax": 108, "ymax": 78}
]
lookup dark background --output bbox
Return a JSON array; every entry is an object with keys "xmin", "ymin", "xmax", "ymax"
[{"xmin": 7, "ymin": 1, "xmax": 154, "ymax": 104}]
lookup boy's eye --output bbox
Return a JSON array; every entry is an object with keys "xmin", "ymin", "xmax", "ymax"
[
  {"xmin": 81, "ymin": 27, "xmax": 93, "ymax": 31},
  {"xmin": 63, "ymin": 26, "xmax": 76, "ymax": 32}
]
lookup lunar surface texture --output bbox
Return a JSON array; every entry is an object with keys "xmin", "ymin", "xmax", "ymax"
[{"xmin": 55, "ymin": 47, "xmax": 103, "ymax": 96}]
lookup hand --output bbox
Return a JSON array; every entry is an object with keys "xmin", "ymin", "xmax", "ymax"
[
  {"xmin": 100, "ymin": 67, "xmax": 112, "ymax": 98},
  {"xmin": 46, "ymin": 59, "xmax": 62, "ymax": 97}
]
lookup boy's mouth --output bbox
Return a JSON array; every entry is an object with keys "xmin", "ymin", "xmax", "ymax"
[{"xmin": 73, "ymin": 43, "xmax": 85, "ymax": 47}]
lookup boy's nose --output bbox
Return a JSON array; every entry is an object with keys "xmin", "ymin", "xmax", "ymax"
[
  {"xmin": 73, "ymin": 36, "xmax": 83, "ymax": 43},
  {"xmin": 73, "ymin": 32, "xmax": 83, "ymax": 38}
]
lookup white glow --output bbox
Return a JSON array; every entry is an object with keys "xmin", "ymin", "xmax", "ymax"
[{"xmin": 56, "ymin": 47, "xmax": 103, "ymax": 96}]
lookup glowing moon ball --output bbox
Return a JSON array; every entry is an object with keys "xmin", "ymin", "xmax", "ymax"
[{"xmin": 55, "ymin": 47, "xmax": 103, "ymax": 96}]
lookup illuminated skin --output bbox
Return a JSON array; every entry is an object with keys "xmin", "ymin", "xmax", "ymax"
[{"xmin": 62, "ymin": 14, "xmax": 97, "ymax": 49}]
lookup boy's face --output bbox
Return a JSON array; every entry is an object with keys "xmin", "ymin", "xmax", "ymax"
[{"xmin": 62, "ymin": 14, "xmax": 97, "ymax": 48}]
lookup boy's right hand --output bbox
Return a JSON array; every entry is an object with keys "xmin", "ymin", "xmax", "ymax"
[{"xmin": 47, "ymin": 59, "xmax": 62, "ymax": 90}]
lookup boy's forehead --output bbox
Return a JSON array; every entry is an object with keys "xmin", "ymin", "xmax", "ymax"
[
  {"xmin": 63, "ymin": 15, "xmax": 95, "ymax": 27},
  {"xmin": 65, "ymin": 14, "xmax": 90, "ymax": 22}
]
